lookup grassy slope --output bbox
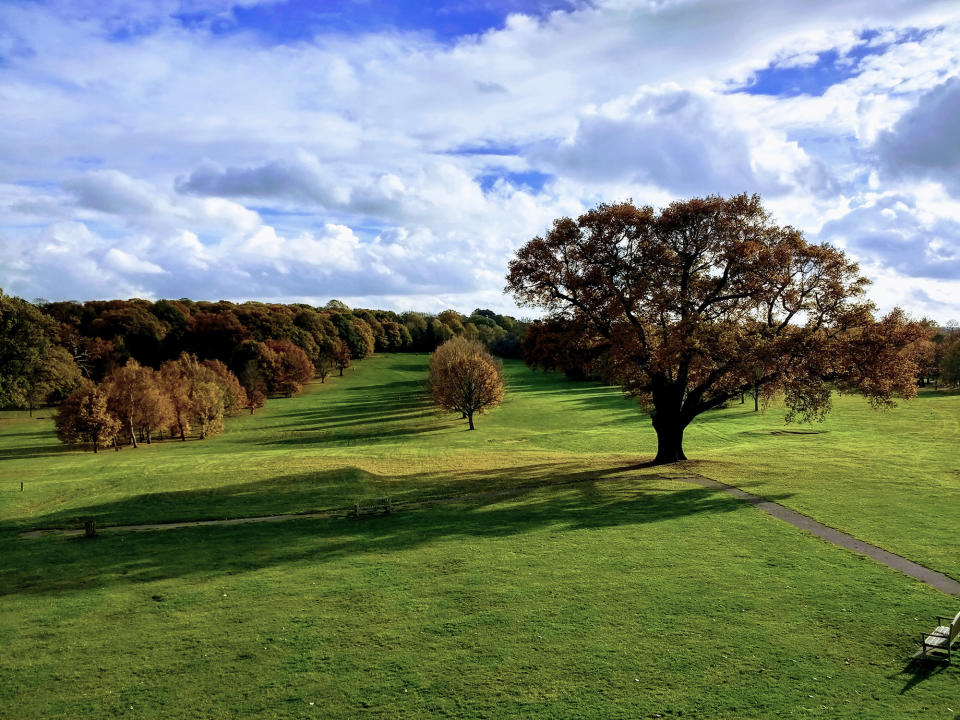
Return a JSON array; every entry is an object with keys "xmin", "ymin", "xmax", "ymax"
[
  {"xmin": 685, "ymin": 389, "xmax": 960, "ymax": 580},
  {"xmin": 1, "ymin": 354, "xmax": 959, "ymax": 718}
]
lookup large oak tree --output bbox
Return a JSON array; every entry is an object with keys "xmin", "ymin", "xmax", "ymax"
[{"xmin": 506, "ymin": 194, "xmax": 924, "ymax": 464}]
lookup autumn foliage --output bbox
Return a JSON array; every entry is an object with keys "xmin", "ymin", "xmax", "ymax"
[
  {"xmin": 507, "ymin": 194, "xmax": 926, "ymax": 463},
  {"xmin": 429, "ymin": 337, "xmax": 505, "ymax": 430}
]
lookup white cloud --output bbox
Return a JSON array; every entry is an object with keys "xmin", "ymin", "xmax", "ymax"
[
  {"xmin": 1, "ymin": 0, "xmax": 960, "ymax": 319},
  {"xmin": 875, "ymin": 77, "xmax": 960, "ymax": 195}
]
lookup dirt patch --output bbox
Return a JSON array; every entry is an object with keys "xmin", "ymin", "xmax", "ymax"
[{"xmin": 770, "ymin": 430, "xmax": 827, "ymax": 436}]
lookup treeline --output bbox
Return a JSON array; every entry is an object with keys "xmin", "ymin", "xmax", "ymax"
[
  {"xmin": 0, "ymin": 290, "xmax": 527, "ymax": 419},
  {"xmin": 523, "ymin": 315, "xmax": 960, "ymax": 389},
  {"xmin": 55, "ymin": 355, "xmax": 250, "ymax": 452},
  {"xmin": 923, "ymin": 324, "xmax": 960, "ymax": 388}
]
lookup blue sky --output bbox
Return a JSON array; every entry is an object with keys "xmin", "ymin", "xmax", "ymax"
[
  {"xmin": 1, "ymin": 0, "xmax": 959, "ymax": 318},
  {"xmin": 193, "ymin": 0, "xmax": 582, "ymax": 42}
]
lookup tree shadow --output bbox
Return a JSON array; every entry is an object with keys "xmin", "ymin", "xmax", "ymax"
[
  {"xmin": 2, "ymin": 470, "xmax": 783, "ymax": 599},
  {"xmin": 0, "ymin": 443, "xmax": 73, "ymax": 460},
  {"xmin": 891, "ymin": 656, "xmax": 954, "ymax": 693},
  {"xmin": 6, "ymin": 460, "xmax": 673, "ymax": 532}
]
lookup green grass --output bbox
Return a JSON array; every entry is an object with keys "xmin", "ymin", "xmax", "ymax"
[{"xmin": 1, "ymin": 354, "xmax": 959, "ymax": 718}]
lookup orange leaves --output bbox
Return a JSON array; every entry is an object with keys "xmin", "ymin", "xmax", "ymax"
[
  {"xmin": 428, "ymin": 337, "xmax": 505, "ymax": 430},
  {"xmin": 507, "ymin": 194, "xmax": 925, "ymax": 461}
]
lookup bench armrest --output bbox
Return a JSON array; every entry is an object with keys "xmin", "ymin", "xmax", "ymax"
[{"xmin": 936, "ymin": 616, "xmax": 953, "ymax": 625}]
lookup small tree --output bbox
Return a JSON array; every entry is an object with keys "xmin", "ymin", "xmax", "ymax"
[
  {"xmin": 159, "ymin": 357, "xmax": 192, "ymax": 440},
  {"xmin": 429, "ymin": 337, "xmax": 505, "ymax": 430},
  {"xmin": 334, "ymin": 340, "xmax": 351, "ymax": 376},
  {"xmin": 104, "ymin": 360, "xmax": 155, "ymax": 448},
  {"xmin": 55, "ymin": 380, "xmax": 121, "ymax": 453}
]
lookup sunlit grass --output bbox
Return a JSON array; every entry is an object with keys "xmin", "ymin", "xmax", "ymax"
[{"xmin": 1, "ymin": 354, "xmax": 959, "ymax": 718}]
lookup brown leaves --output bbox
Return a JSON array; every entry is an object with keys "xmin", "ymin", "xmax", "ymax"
[
  {"xmin": 428, "ymin": 337, "xmax": 505, "ymax": 430},
  {"xmin": 507, "ymin": 194, "xmax": 925, "ymax": 449}
]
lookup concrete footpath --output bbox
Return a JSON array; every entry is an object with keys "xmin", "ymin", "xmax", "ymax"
[{"xmin": 679, "ymin": 472, "xmax": 960, "ymax": 597}]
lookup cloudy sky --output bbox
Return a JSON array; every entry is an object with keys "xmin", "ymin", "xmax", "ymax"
[{"xmin": 1, "ymin": 0, "xmax": 959, "ymax": 319}]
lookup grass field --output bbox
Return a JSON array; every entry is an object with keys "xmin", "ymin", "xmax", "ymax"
[{"xmin": 2, "ymin": 354, "xmax": 959, "ymax": 718}]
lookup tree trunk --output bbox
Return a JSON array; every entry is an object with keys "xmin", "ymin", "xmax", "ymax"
[
  {"xmin": 467, "ymin": 412, "xmax": 475, "ymax": 430},
  {"xmin": 339, "ymin": 367, "xmax": 344, "ymax": 376},
  {"xmin": 93, "ymin": 438, "xmax": 99, "ymax": 453},
  {"xmin": 128, "ymin": 417, "xmax": 138, "ymax": 448},
  {"xmin": 754, "ymin": 392, "xmax": 759, "ymax": 412},
  {"xmin": 178, "ymin": 419, "xmax": 186, "ymax": 441},
  {"xmin": 652, "ymin": 417, "xmax": 687, "ymax": 464}
]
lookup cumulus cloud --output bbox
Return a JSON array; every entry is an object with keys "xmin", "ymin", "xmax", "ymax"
[
  {"xmin": 819, "ymin": 193, "xmax": 960, "ymax": 279},
  {"xmin": 2, "ymin": 0, "xmax": 960, "ymax": 319},
  {"xmin": 875, "ymin": 77, "xmax": 960, "ymax": 195},
  {"xmin": 535, "ymin": 88, "xmax": 836, "ymax": 198}
]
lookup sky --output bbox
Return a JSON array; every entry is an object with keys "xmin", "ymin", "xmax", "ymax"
[{"xmin": 1, "ymin": 0, "xmax": 959, "ymax": 320}]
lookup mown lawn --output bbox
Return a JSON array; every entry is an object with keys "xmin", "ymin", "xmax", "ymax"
[{"xmin": 1, "ymin": 354, "xmax": 959, "ymax": 718}]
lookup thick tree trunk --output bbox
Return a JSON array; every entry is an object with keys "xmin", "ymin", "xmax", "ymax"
[
  {"xmin": 339, "ymin": 367, "xmax": 344, "ymax": 376},
  {"xmin": 178, "ymin": 419, "xmax": 186, "ymax": 441},
  {"xmin": 652, "ymin": 417, "xmax": 687, "ymax": 464},
  {"xmin": 754, "ymin": 392, "xmax": 759, "ymax": 412},
  {"xmin": 467, "ymin": 412, "xmax": 475, "ymax": 430}
]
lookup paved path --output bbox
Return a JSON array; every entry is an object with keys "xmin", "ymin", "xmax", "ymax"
[
  {"xmin": 19, "ymin": 471, "xmax": 960, "ymax": 597},
  {"xmin": 678, "ymin": 472, "xmax": 960, "ymax": 597}
]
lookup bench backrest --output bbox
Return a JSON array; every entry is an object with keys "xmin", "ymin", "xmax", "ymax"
[{"xmin": 952, "ymin": 611, "xmax": 960, "ymax": 641}]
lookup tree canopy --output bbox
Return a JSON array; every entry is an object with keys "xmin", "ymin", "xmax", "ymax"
[
  {"xmin": 428, "ymin": 337, "xmax": 505, "ymax": 430},
  {"xmin": 507, "ymin": 194, "xmax": 925, "ymax": 463}
]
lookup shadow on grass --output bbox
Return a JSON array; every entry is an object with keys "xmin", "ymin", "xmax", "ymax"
[
  {"xmin": 0, "ymin": 443, "xmax": 73, "ymax": 460},
  {"xmin": 893, "ymin": 657, "xmax": 955, "ymax": 693},
  {"xmin": 6, "ymin": 460, "xmax": 676, "ymax": 531},
  {"xmin": 2, "ymin": 473, "xmax": 779, "ymax": 598}
]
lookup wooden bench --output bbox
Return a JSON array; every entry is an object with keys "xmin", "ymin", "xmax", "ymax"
[
  {"xmin": 350, "ymin": 497, "xmax": 392, "ymax": 517},
  {"xmin": 919, "ymin": 610, "xmax": 960, "ymax": 662}
]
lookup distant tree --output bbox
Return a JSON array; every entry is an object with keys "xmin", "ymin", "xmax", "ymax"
[
  {"xmin": 263, "ymin": 340, "xmax": 314, "ymax": 396},
  {"xmin": 507, "ymin": 194, "xmax": 925, "ymax": 463},
  {"xmin": 166, "ymin": 353, "xmax": 227, "ymax": 439},
  {"xmin": 55, "ymin": 380, "xmax": 122, "ymax": 453},
  {"xmin": 104, "ymin": 360, "xmax": 157, "ymax": 448},
  {"xmin": 182, "ymin": 311, "xmax": 250, "ymax": 362},
  {"xmin": 429, "ymin": 337, "xmax": 505, "ymax": 430},
  {"xmin": 159, "ymin": 357, "xmax": 192, "ymax": 440},
  {"xmin": 382, "ymin": 321, "xmax": 412, "ymax": 351},
  {"xmin": 334, "ymin": 340, "xmax": 352, "ymax": 376},
  {"xmin": 521, "ymin": 317, "xmax": 605, "ymax": 380},
  {"xmin": 90, "ymin": 304, "xmax": 168, "ymax": 366},
  {"xmin": 201, "ymin": 358, "xmax": 248, "ymax": 415},
  {"xmin": 941, "ymin": 337, "xmax": 960, "ymax": 387},
  {"xmin": 315, "ymin": 337, "xmax": 339, "ymax": 383},
  {"xmin": 0, "ymin": 290, "xmax": 61, "ymax": 408},
  {"xmin": 24, "ymin": 345, "xmax": 82, "ymax": 415},
  {"xmin": 437, "ymin": 309, "xmax": 465, "ymax": 335}
]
